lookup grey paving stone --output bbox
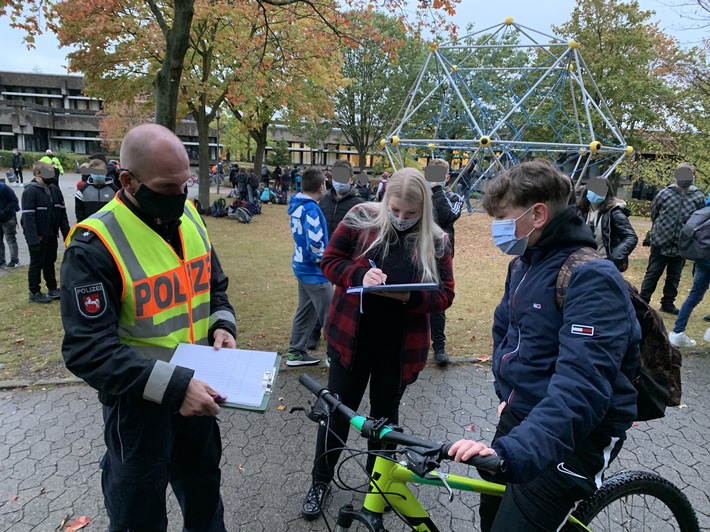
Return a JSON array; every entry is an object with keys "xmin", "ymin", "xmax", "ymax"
[{"xmin": 0, "ymin": 359, "xmax": 709, "ymax": 531}]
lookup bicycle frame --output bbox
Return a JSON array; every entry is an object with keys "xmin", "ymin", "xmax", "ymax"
[{"xmin": 358, "ymin": 455, "xmax": 591, "ymax": 531}]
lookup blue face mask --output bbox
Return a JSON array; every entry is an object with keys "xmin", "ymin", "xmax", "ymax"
[
  {"xmin": 586, "ymin": 190, "xmax": 605, "ymax": 205},
  {"xmin": 491, "ymin": 206, "xmax": 534, "ymax": 256},
  {"xmin": 91, "ymin": 174, "xmax": 106, "ymax": 184}
]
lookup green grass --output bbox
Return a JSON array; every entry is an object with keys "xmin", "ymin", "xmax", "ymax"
[{"xmin": 0, "ymin": 205, "xmax": 707, "ymax": 382}]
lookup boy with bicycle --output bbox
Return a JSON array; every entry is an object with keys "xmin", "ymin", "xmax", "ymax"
[{"xmin": 450, "ymin": 161, "xmax": 641, "ymax": 531}]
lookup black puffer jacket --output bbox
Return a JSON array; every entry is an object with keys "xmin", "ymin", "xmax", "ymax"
[
  {"xmin": 20, "ymin": 180, "xmax": 70, "ymax": 246},
  {"xmin": 578, "ymin": 198, "xmax": 638, "ymax": 270},
  {"xmin": 319, "ymin": 187, "xmax": 365, "ymax": 237}
]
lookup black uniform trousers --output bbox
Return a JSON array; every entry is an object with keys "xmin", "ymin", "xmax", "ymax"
[
  {"xmin": 639, "ymin": 247, "xmax": 686, "ymax": 308},
  {"xmin": 101, "ymin": 395, "xmax": 225, "ymax": 531},
  {"xmin": 478, "ymin": 407, "xmax": 624, "ymax": 532},
  {"xmin": 28, "ymin": 241, "xmax": 58, "ymax": 294},
  {"xmin": 429, "ymin": 311, "xmax": 446, "ymax": 353}
]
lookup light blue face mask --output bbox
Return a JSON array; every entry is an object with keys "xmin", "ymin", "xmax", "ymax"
[
  {"xmin": 91, "ymin": 174, "xmax": 106, "ymax": 184},
  {"xmin": 491, "ymin": 206, "xmax": 534, "ymax": 256},
  {"xmin": 586, "ymin": 190, "xmax": 605, "ymax": 204}
]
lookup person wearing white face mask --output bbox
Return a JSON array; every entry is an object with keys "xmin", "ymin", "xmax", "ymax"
[
  {"xmin": 301, "ymin": 167, "xmax": 455, "ymax": 521},
  {"xmin": 576, "ymin": 177, "xmax": 638, "ymax": 272},
  {"xmin": 449, "ymin": 160, "xmax": 641, "ymax": 532}
]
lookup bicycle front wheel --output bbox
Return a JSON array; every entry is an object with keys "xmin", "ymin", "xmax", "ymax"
[{"xmin": 573, "ymin": 470, "xmax": 699, "ymax": 532}]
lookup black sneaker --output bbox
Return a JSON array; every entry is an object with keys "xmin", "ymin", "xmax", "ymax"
[
  {"xmin": 703, "ymin": 314, "xmax": 710, "ymax": 322},
  {"xmin": 433, "ymin": 351, "xmax": 450, "ymax": 367},
  {"xmin": 47, "ymin": 289, "xmax": 61, "ymax": 300},
  {"xmin": 302, "ymin": 481, "xmax": 330, "ymax": 520},
  {"xmin": 29, "ymin": 292, "xmax": 52, "ymax": 304},
  {"xmin": 660, "ymin": 305, "xmax": 680, "ymax": 315},
  {"xmin": 5, "ymin": 260, "xmax": 19, "ymax": 268},
  {"xmin": 286, "ymin": 352, "xmax": 321, "ymax": 366}
]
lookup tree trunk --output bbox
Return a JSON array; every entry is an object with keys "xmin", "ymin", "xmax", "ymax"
[
  {"xmin": 195, "ymin": 111, "xmax": 211, "ymax": 208},
  {"xmin": 153, "ymin": 0, "xmax": 195, "ymax": 130},
  {"xmin": 251, "ymin": 123, "xmax": 269, "ymax": 174}
]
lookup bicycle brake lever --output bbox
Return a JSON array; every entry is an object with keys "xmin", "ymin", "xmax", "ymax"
[{"xmin": 431, "ymin": 470, "xmax": 455, "ymax": 503}]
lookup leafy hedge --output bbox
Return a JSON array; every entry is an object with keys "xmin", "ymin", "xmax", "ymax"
[
  {"xmin": 626, "ymin": 199, "xmax": 652, "ymax": 218},
  {"xmin": 0, "ymin": 150, "xmax": 113, "ymax": 173}
]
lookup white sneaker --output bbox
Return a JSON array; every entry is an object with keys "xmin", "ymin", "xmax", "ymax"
[
  {"xmin": 704, "ymin": 328, "xmax": 710, "ymax": 343},
  {"xmin": 669, "ymin": 331, "xmax": 697, "ymax": 347}
]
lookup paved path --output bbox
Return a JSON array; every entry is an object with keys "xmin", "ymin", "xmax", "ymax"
[{"xmin": 1, "ymin": 358, "xmax": 708, "ymax": 531}]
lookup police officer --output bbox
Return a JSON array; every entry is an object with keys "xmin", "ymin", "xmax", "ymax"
[
  {"xmin": 39, "ymin": 149, "xmax": 64, "ymax": 181},
  {"xmin": 60, "ymin": 124, "xmax": 236, "ymax": 531}
]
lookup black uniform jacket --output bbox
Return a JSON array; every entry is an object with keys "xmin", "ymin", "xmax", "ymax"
[{"xmin": 60, "ymin": 190, "xmax": 236, "ymax": 410}]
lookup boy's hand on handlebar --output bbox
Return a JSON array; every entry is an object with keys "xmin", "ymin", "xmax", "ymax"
[{"xmin": 448, "ymin": 439, "xmax": 497, "ymax": 463}]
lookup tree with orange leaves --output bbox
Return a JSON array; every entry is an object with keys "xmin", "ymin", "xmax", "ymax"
[{"xmin": 6, "ymin": 0, "xmax": 459, "ymax": 131}]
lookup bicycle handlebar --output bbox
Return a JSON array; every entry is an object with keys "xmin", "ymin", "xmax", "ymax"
[{"xmin": 299, "ymin": 374, "xmax": 504, "ymax": 475}]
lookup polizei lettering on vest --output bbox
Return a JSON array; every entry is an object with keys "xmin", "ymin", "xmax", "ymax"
[{"xmin": 133, "ymin": 254, "xmax": 210, "ymax": 318}]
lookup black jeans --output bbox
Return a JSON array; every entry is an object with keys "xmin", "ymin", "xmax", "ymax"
[
  {"xmin": 639, "ymin": 248, "xmax": 686, "ymax": 307},
  {"xmin": 312, "ymin": 346, "xmax": 407, "ymax": 484},
  {"xmin": 101, "ymin": 396, "xmax": 225, "ymax": 531},
  {"xmin": 429, "ymin": 311, "xmax": 446, "ymax": 353},
  {"xmin": 13, "ymin": 168, "xmax": 23, "ymax": 183},
  {"xmin": 479, "ymin": 408, "xmax": 624, "ymax": 532},
  {"xmin": 27, "ymin": 241, "xmax": 58, "ymax": 294}
]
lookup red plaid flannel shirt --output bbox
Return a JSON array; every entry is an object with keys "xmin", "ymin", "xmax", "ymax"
[{"xmin": 322, "ymin": 219, "xmax": 455, "ymax": 385}]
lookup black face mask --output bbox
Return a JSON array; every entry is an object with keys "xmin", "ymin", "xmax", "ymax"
[
  {"xmin": 42, "ymin": 177, "xmax": 57, "ymax": 186},
  {"xmin": 134, "ymin": 182, "xmax": 187, "ymax": 222}
]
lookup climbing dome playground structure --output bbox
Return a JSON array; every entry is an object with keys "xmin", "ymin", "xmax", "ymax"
[{"xmin": 381, "ymin": 18, "xmax": 634, "ymax": 195}]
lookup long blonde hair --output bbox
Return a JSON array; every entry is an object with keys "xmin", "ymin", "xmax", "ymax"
[{"xmin": 343, "ymin": 167, "xmax": 446, "ymax": 283}]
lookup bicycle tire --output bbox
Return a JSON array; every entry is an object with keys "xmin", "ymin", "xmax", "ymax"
[{"xmin": 572, "ymin": 470, "xmax": 700, "ymax": 532}]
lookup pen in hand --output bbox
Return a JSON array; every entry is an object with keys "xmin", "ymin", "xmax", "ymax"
[{"xmin": 368, "ymin": 259, "xmax": 386, "ymax": 285}]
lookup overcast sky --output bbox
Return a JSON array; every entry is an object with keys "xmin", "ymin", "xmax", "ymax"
[{"xmin": 0, "ymin": 0, "xmax": 705, "ymax": 75}]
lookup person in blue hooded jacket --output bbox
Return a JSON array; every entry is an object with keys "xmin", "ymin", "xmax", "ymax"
[
  {"xmin": 449, "ymin": 160, "xmax": 641, "ymax": 532},
  {"xmin": 286, "ymin": 167, "xmax": 333, "ymax": 366}
]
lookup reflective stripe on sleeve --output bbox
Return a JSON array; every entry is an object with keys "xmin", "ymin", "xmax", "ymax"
[
  {"xmin": 209, "ymin": 309, "xmax": 236, "ymax": 329},
  {"xmin": 142, "ymin": 360, "xmax": 176, "ymax": 404}
]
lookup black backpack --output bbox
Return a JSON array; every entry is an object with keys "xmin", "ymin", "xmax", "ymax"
[
  {"xmin": 556, "ymin": 247, "xmax": 682, "ymax": 421},
  {"xmin": 210, "ymin": 198, "xmax": 228, "ymax": 218},
  {"xmin": 192, "ymin": 198, "xmax": 205, "ymax": 215},
  {"xmin": 678, "ymin": 206, "xmax": 710, "ymax": 261},
  {"xmin": 228, "ymin": 205, "xmax": 252, "ymax": 224}
]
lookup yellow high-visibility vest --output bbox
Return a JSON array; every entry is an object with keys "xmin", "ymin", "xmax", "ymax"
[{"xmin": 67, "ymin": 197, "xmax": 212, "ymax": 362}]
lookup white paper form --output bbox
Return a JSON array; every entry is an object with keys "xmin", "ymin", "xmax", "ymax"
[{"xmin": 170, "ymin": 344, "xmax": 278, "ymax": 407}]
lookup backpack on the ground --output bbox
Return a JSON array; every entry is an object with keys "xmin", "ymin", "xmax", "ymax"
[
  {"xmin": 678, "ymin": 206, "xmax": 710, "ymax": 261},
  {"xmin": 239, "ymin": 199, "xmax": 261, "ymax": 215},
  {"xmin": 556, "ymin": 247, "xmax": 682, "ymax": 422},
  {"xmin": 192, "ymin": 198, "xmax": 205, "ymax": 215},
  {"xmin": 210, "ymin": 198, "xmax": 228, "ymax": 218},
  {"xmin": 228, "ymin": 205, "xmax": 252, "ymax": 224}
]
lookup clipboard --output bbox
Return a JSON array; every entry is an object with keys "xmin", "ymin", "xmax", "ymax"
[
  {"xmin": 346, "ymin": 282, "xmax": 439, "ymax": 294},
  {"xmin": 170, "ymin": 344, "xmax": 281, "ymax": 412}
]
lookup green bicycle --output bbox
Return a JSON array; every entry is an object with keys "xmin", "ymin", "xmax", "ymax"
[{"xmin": 299, "ymin": 374, "xmax": 700, "ymax": 532}]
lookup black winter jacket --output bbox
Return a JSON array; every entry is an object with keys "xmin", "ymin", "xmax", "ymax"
[
  {"xmin": 20, "ymin": 180, "xmax": 70, "ymax": 246},
  {"xmin": 75, "ymin": 177, "xmax": 120, "ymax": 222},
  {"xmin": 319, "ymin": 187, "xmax": 366, "ymax": 238},
  {"xmin": 60, "ymin": 190, "xmax": 236, "ymax": 410},
  {"xmin": 11, "ymin": 153, "xmax": 24, "ymax": 169},
  {"xmin": 491, "ymin": 207, "xmax": 641, "ymax": 484},
  {"xmin": 431, "ymin": 185, "xmax": 463, "ymax": 256},
  {"xmin": 0, "ymin": 182, "xmax": 20, "ymax": 223},
  {"xmin": 578, "ymin": 199, "xmax": 638, "ymax": 270}
]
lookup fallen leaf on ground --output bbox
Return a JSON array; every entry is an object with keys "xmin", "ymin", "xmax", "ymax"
[
  {"xmin": 476, "ymin": 355, "xmax": 491, "ymax": 362},
  {"xmin": 465, "ymin": 424, "xmax": 476, "ymax": 431},
  {"xmin": 277, "ymin": 405, "xmax": 286, "ymax": 411},
  {"xmin": 66, "ymin": 516, "xmax": 90, "ymax": 532},
  {"xmin": 9, "ymin": 495, "xmax": 18, "ymax": 501},
  {"xmin": 677, "ymin": 404, "xmax": 688, "ymax": 409},
  {"xmin": 58, "ymin": 514, "xmax": 70, "ymax": 530},
  {"xmin": 14, "ymin": 338, "xmax": 24, "ymax": 344},
  {"xmin": 278, "ymin": 397, "xmax": 285, "ymax": 401}
]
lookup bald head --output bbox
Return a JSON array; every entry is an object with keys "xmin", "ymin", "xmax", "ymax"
[{"xmin": 119, "ymin": 123, "xmax": 191, "ymax": 196}]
